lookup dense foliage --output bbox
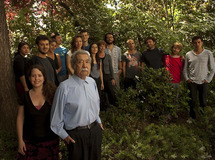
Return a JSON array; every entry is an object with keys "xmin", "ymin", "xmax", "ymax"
[
  {"xmin": 4, "ymin": 0, "xmax": 215, "ymax": 54},
  {"xmin": 101, "ymin": 67, "xmax": 215, "ymax": 160},
  {"xmin": 2, "ymin": 0, "xmax": 215, "ymax": 159}
]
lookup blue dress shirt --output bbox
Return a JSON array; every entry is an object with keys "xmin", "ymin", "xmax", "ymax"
[{"xmin": 50, "ymin": 75, "xmax": 101, "ymax": 140}]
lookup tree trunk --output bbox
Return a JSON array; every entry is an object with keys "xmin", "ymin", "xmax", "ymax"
[{"xmin": 0, "ymin": 0, "xmax": 18, "ymax": 132}]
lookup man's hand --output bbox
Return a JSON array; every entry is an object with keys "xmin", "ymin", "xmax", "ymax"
[
  {"xmin": 65, "ymin": 136, "xmax": 75, "ymax": 144},
  {"xmin": 111, "ymin": 79, "xmax": 115, "ymax": 86},
  {"xmin": 99, "ymin": 123, "xmax": 104, "ymax": 130},
  {"xmin": 187, "ymin": 79, "xmax": 193, "ymax": 83},
  {"xmin": 203, "ymin": 79, "xmax": 208, "ymax": 83}
]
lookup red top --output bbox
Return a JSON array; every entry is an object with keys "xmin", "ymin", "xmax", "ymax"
[{"xmin": 163, "ymin": 55, "xmax": 184, "ymax": 83}]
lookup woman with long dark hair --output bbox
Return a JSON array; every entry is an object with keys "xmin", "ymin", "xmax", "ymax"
[
  {"xmin": 89, "ymin": 42, "xmax": 104, "ymax": 93},
  {"xmin": 66, "ymin": 34, "xmax": 84, "ymax": 76},
  {"xmin": 16, "ymin": 65, "xmax": 59, "ymax": 159},
  {"xmin": 13, "ymin": 42, "xmax": 30, "ymax": 96},
  {"xmin": 46, "ymin": 38, "xmax": 62, "ymax": 74}
]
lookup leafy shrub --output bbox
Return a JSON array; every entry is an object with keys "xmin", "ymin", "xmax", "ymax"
[
  {"xmin": 191, "ymin": 106, "xmax": 215, "ymax": 157},
  {"xmin": 117, "ymin": 67, "xmax": 190, "ymax": 123},
  {"xmin": 101, "ymin": 119, "xmax": 212, "ymax": 160},
  {"xmin": 101, "ymin": 66, "xmax": 214, "ymax": 160},
  {"xmin": 207, "ymin": 79, "xmax": 215, "ymax": 107},
  {"xmin": 136, "ymin": 67, "xmax": 190, "ymax": 121}
]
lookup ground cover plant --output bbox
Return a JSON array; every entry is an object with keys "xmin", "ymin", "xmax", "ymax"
[{"xmin": 1, "ymin": 67, "xmax": 215, "ymax": 160}]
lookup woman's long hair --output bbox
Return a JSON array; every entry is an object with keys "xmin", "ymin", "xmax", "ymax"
[
  {"xmin": 28, "ymin": 65, "xmax": 57, "ymax": 105},
  {"xmin": 71, "ymin": 34, "xmax": 84, "ymax": 53},
  {"xmin": 15, "ymin": 41, "xmax": 30, "ymax": 57},
  {"xmin": 89, "ymin": 42, "xmax": 100, "ymax": 70}
]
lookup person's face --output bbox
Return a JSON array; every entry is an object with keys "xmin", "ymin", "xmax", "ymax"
[
  {"xmin": 29, "ymin": 68, "xmax": 44, "ymax": 88},
  {"xmin": 55, "ymin": 35, "xmax": 62, "ymax": 45},
  {"xmin": 146, "ymin": 39, "xmax": 155, "ymax": 50},
  {"xmin": 127, "ymin": 40, "xmax": 135, "ymax": 50},
  {"xmin": 172, "ymin": 46, "xmax": 181, "ymax": 55},
  {"xmin": 99, "ymin": 44, "xmax": 106, "ymax": 52},
  {"xmin": 75, "ymin": 37, "xmax": 83, "ymax": 50},
  {"xmin": 49, "ymin": 42, "xmax": 57, "ymax": 53},
  {"xmin": 193, "ymin": 39, "xmax": 203, "ymax": 50},
  {"xmin": 20, "ymin": 44, "xmax": 30, "ymax": 56},
  {"xmin": 37, "ymin": 40, "xmax": 49, "ymax": 54},
  {"xmin": 91, "ymin": 44, "xmax": 98, "ymax": 54},
  {"xmin": 106, "ymin": 34, "xmax": 114, "ymax": 44},
  {"xmin": 75, "ymin": 54, "xmax": 91, "ymax": 79},
  {"xmin": 81, "ymin": 32, "xmax": 89, "ymax": 43}
]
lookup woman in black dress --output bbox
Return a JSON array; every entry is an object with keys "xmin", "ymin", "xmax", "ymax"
[{"xmin": 16, "ymin": 65, "xmax": 59, "ymax": 159}]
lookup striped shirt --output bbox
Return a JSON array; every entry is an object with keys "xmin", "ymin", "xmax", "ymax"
[
  {"xmin": 183, "ymin": 49, "xmax": 215, "ymax": 84},
  {"xmin": 105, "ymin": 45, "xmax": 121, "ymax": 74}
]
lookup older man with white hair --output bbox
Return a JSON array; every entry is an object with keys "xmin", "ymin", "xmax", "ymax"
[{"xmin": 51, "ymin": 50, "xmax": 103, "ymax": 160}]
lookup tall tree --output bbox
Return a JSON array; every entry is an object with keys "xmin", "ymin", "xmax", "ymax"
[{"xmin": 0, "ymin": 0, "xmax": 17, "ymax": 131}]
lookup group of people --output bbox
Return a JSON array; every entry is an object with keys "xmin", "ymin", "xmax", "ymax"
[{"xmin": 13, "ymin": 30, "xmax": 215, "ymax": 160}]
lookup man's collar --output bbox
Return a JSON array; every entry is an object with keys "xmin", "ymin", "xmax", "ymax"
[
  {"xmin": 147, "ymin": 47, "xmax": 157, "ymax": 51},
  {"xmin": 73, "ymin": 74, "xmax": 89, "ymax": 85}
]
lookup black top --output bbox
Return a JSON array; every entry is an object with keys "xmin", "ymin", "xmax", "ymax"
[
  {"xmin": 13, "ymin": 54, "xmax": 28, "ymax": 82},
  {"xmin": 19, "ymin": 91, "xmax": 57, "ymax": 142},
  {"xmin": 141, "ymin": 48, "xmax": 164, "ymax": 69},
  {"xmin": 53, "ymin": 54, "xmax": 59, "ymax": 69}
]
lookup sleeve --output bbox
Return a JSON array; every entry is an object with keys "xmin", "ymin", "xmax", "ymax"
[
  {"xmin": 183, "ymin": 53, "xmax": 189, "ymax": 81},
  {"xmin": 141, "ymin": 52, "xmax": 145, "ymax": 63},
  {"xmin": 121, "ymin": 54, "xmax": 126, "ymax": 62},
  {"xmin": 162, "ymin": 55, "xmax": 167, "ymax": 67},
  {"xmin": 94, "ymin": 81, "xmax": 102, "ymax": 124},
  {"xmin": 108, "ymin": 55, "xmax": 114, "ymax": 79},
  {"xmin": 96, "ymin": 117, "xmax": 102, "ymax": 124},
  {"xmin": 67, "ymin": 50, "xmax": 72, "ymax": 56},
  {"xmin": 205, "ymin": 51, "xmax": 215, "ymax": 83},
  {"xmin": 50, "ymin": 85, "xmax": 68, "ymax": 140}
]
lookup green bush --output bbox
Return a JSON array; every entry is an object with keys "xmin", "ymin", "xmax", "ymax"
[
  {"xmin": 101, "ymin": 66, "xmax": 214, "ymax": 160},
  {"xmin": 101, "ymin": 119, "xmax": 212, "ymax": 160},
  {"xmin": 117, "ymin": 67, "xmax": 190, "ymax": 123},
  {"xmin": 136, "ymin": 67, "xmax": 190, "ymax": 121}
]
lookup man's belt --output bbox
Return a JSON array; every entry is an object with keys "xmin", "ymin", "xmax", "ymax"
[{"xmin": 70, "ymin": 121, "xmax": 97, "ymax": 131}]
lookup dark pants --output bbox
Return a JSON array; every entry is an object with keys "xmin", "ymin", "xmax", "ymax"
[
  {"xmin": 188, "ymin": 83, "xmax": 208, "ymax": 119},
  {"xmin": 124, "ymin": 77, "xmax": 136, "ymax": 90},
  {"xmin": 103, "ymin": 74, "xmax": 116, "ymax": 106},
  {"xmin": 66, "ymin": 123, "xmax": 102, "ymax": 160}
]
